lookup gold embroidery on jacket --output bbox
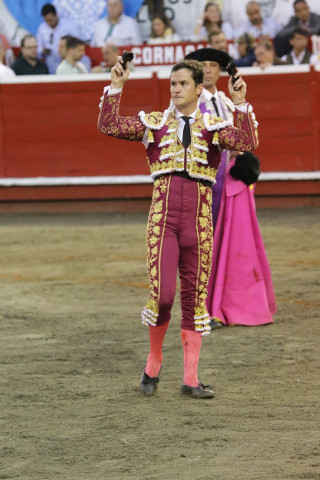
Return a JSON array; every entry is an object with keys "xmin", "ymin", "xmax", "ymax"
[
  {"xmin": 194, "ymin": 184, "xmax": 213, "ymax": 334},
  {"xmin": 144, "ymin": 112, "xmax": 165, "ymax": 128},
  {"xmin": 142, "ymin": 176, "xmax": 171, "ymax": 326}
]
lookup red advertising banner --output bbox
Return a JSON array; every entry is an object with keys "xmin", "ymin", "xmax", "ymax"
[{"xmin": 86, "ymin": 42, "xmax": 207, "ymax": 68}]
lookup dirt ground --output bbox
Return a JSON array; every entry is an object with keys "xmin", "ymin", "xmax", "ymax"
[{"xmin": 0, "ymin": 207, "xmax": 319, "ymax": 480}]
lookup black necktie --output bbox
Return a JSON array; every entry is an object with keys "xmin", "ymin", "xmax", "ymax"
[
  {"xmin": 211, "ymin": 96, "xmax": 220, "ymax": 117},
  {"xmin": 182, "ymin": 116, "xmax": 191, "ymax": 149}
]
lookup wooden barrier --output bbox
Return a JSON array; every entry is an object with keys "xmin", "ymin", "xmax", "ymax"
[{"xmin": 0, "ymin": 65, "xmax": 319, "ymax": 207}]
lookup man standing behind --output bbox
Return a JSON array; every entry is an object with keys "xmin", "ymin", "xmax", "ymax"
[
  {"xmin": 91, "ymin": 0, "xmax": 142, "ymax": 47},
  {"xmin": 235, "ymin": 1, "xmax": 281, "ymax": 39},
  {"xmin": 184, "ymin": 48, "xmax": 233, "ymax": 231},
  {"xmin": 185, "ymin": 48, "xmax": 276, "ymax": 329},
  {"xmin": 56, "ymin": 37, "xmax": 88, "ymax": 75},
  {"xmin": 11, "ymin": 35, "xmax": 48, "ymax": 75},
  {"xmin": 37, "ymin": 3, "xmax": 81, "ymax": 74}
]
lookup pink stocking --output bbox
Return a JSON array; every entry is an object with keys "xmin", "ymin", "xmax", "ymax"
[
  {"xmin": 181, "ymin": 328, "xmax": 202, "ymax": 387},
  {"xmin": 145, "ymin": 322, "xmax": 169, "ymax": 377}
]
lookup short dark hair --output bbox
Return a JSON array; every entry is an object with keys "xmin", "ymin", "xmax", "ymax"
[
  {"xmin": 66, "ymin": 37, "xmax": 85, "ymax": 50},
  {"xmin": 290, "ymin": 27, "xmax": 309, "ymax": 38},
  {"xmin": 41, "ymin": 4, "xmax": 57, "ymax": 16},
  {"xmin": 21, "ymin": 34, "xmax": 36, "ymax": 47},
  {"xmin": 293, "ymin": 0, "xmax": 307, "ymax": 8},
  {"xmin": 208, "ymin": 29, "xmax": 225, "ymax": 44},
  {"xmin": 61, "ymin": 35, "xmax": 73, "ymax": 41},
  {"xmin": 171, "ymin": 59, "xmax": 203, "ymax": 86}
]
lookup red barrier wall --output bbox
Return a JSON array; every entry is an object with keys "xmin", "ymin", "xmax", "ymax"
[{"xmin": 0, "ymin": 66, "xmax": 319, "ymax": 205}]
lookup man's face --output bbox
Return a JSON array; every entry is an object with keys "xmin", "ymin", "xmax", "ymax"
[
  {"xmin": 254, "ymin": 45, "xmax": 274, "ymax": 64},
  {"xmin": 58, "ymin": 38, "xmax": 67, "ymax": 58},
  {"xmin": 209, "ymin": 33, "xmax": 227, "ymax": 52},
  {"xmin": 102, "ymin": 44, "xmax": 118, "ymax": 67},
  {"xmin": 290, "ymin": 33, "xmax": 308, "ymax": 52},
  {"xmin": 201, "ymin": 60, "xmax": 221, "ymax": 90},
  {"xmin": 246, "ymin": 3, "xmax": 263, "ymax": 25},
  {"xmin": 22, "ymin": 37, "xmax": 38, "ymax": 61},
  {"xmin": 107, "ymin": 0, "xmax": 123, "ymax": 21},
  {"xmin": 170, "ymin": 69, "xmax": 203, "ymax": 110},
  {"xmin": 294, "ymin": 2, "xmax": 310, "ymax": 22},
  {"xmin": 71, "ymin": 45, "xmax": 85, "ymax": 62},
  {"xmin": 43, "ymin": 13, "xmax": 59, "ymax": 28}
]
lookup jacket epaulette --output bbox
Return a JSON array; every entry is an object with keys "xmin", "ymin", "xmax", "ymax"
[
  {"xmin": 203, "ymin": 113, "xmax": 233, "ymax": 131},
  {"xmin": 139, "ymin": 110, "xmax": 171, "ymax": 130}
]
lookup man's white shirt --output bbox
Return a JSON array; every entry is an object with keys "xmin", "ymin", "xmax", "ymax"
[
  {"xmin": 281, "ymin": 49, "xmax": 317, "ymax": 65},
  {"xmin": 91, "ymin": 14, "xmax": 142, "ymax": 47}
]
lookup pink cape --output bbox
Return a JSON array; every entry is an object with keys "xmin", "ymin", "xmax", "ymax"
[{"xmin": 206, "ymin": 160, "xmax": 276, "ymax": 326}]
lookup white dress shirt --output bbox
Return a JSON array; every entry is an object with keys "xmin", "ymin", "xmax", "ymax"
[
  {"xmin": 91, "ymin": 14, "xmax": 142, "ymax": 47},
  {"xmin": 141, "ymin": 108, "xmax": 198, "ymax": 148},
  {"xmin": 282, "ymin": 50, "xmax": 317, "ymax": 65},
  {"xmin": 201, "ymin": 87, "xmax": 225, "ymax": 118},
  {"xmin": 235, "ymin": 17, "xmax": 281, "ymax": 39}
]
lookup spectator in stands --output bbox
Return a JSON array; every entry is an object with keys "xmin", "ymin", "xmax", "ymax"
[
  {"xmin": 192, "ymin": 2, "xmax": 234, "ymax": 42},
  {"xmin": 253, "ymin": 39, "xmax": 289, "ymax": 68},
  {"xmin": 147, "ymin": 14, "xmax": 180, "ymax": 44},
  {"xmin": 0, "ymin": 38, "xmax": 15, "ymax": 79},
  {"xmin": 275, "ymin": 0, "xmax": 320, "ymax": 56},
  {"xmin": 281, "ymin": 27, "xmax": 317, "ymax": 64},
  {"xmin": 91, "ymin": 0, "xmax": 143, "ymax": 47},
  {"xmin": 279, "ymin": 0, "xmax": 320, "ymax": 34},
  {"xmin": 235, "ymin": 1, "xmax": 281, "ymax": 39},
  {"xmin": 208, "ymin": 30, "xmax": 229, "ymax": 52},
  {"xmin": 58, "ymin": 35, "xmax": 92, "ymax": 72},
  {"xmin": 91, "ymin": 42, "xmax": 119, "ymax": 72},
  {"xmin": 136, "ymin": 0, "xmax": 165, "ymax": 42},
  {"xmin": 37, "ymin": 3, "xmax": 81, "ymax": 74},
  {"xmin": 56, "ymin": 37, "xmax": 88, "ymax": 74},
  {"xmin": 11, "ymin": 35, "xmax": 49, "ymax": 75},
  {"xmin": 234, "ymin": 33, "xmax": 256, "ymax": 67}
]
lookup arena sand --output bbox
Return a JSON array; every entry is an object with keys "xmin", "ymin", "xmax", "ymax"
[{"xmin": 0, "ymin": 207, "xmax": 319, "ymax": 480}]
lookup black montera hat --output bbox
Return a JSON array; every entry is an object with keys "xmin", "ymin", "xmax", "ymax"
[
  {"xmin": 229, "ymin": 152, "xmax": 261, "ymax": 186},
  {"xmin": 185, "ymin": 48, "xmax": 231, "ymax": 69}
]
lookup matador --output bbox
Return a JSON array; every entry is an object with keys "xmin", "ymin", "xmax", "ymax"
[{"xmin": 98, "ymin": 56, "xmax": 258, "ymax": 398}]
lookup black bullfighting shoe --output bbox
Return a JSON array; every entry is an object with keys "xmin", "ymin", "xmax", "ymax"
[
  {"xmin": 140, "ymin": 371, "xmax": 160, "ymax": 396},
  {"xmin": 181, "ymin": 382, "xmax": 214, "ymax": 399},
  {"xmin": 209, "ymin": 318, "xmax": 225, "ymax": 329}
]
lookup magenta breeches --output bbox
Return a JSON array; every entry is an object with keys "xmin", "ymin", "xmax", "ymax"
[{"xmin": 141, "ymin": 174, "xmax": 213, "ymax": 335}]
